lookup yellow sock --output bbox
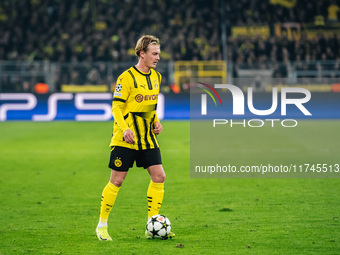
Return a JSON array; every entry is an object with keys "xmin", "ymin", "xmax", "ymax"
[
  {"xmin": 99, "ymin": 182, "xmax": 120, "ymax": 222},
  {"xmin": 147, "ymin": 181, "xmax": 164, "ymax": 218}
]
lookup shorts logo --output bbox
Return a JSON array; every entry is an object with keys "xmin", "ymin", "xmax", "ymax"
[
  {"xmin": 114, "ymin": 157, "xmax": 122, "ymax": 167},
  {"xmin": 115, "ymin": 84, "xmax": 122, "ymax": 92},
  {"xmin": 135, "ymin": 94, "xmax": 143, "ymax": 103}
]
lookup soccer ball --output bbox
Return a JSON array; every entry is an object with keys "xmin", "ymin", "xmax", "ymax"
[{"xmin": 146, "ymin": 214, "xmax": 171, "ymax": 239}]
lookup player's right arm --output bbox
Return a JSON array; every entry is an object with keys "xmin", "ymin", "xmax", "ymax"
[
  {"xmin": 112, "ymin": 100, "xmax": 135, "ymax": 143},
  {"xmin": 112, "ymin": 74, "xmax": 135, "ymax": 144},
  {"xmin": 123, "ymin": 129, "xmax": 135, "ymax": 144}
]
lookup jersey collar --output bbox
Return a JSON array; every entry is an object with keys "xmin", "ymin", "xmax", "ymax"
[{"xmin": 133, "ymin": 66, "xmax": 152, "ymax": 76}]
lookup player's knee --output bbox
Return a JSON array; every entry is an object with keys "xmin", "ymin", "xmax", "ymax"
[
  {"xmin": 153, "ymin": 171, "xmax": 166, "ymax": 183},
  {"xmin": 111, "ymin": 176, "xmax": 125, "ymax": 187}
]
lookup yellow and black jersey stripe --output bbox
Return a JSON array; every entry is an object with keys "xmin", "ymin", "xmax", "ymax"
[{"xmin": 110, "ymin": 66, "xmax": 161, "ymax": 150}]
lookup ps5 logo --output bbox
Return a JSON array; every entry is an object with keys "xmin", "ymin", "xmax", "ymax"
[
  {"xmin": 0, "ymin": 93, "xmax": 165, "ymax": 121},
  {"xmin": 0, "ymin": 93, "xmax": 112, "ymax": 121}
]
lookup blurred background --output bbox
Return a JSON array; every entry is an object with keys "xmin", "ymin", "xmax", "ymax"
[{"xmin": 0, "ymin": 0, "xmax": 340, "ymax": 120}]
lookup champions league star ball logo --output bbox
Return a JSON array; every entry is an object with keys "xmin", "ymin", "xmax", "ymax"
[{"xmin": 115, "ymin": 84, "xmax": 122, "ymax": 92}]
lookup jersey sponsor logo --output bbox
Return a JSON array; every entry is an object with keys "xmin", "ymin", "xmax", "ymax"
[
  {"xmin": 114, "ymin": 157, "xmax": 122, "ymax": 167},
  {"xmin": 135, "ymin": 94, "xmax": 144, "ymax": 103},
  {"xmin": 115, "ymin": 84, "xmax": 123, "ymax": 92},
  {"xmin": 114, "ymin": 92, "xmax": 122, "ymax": 97},
  {"xmin": 144, "ymin": 94, "xmax": 158, "ymax": 101},
  {"xmin": 135, "ymin": 94, "xmax": 159, "ymax": 103},
  {"xmin": 140, "ymin": 84, "xmax": 146, "ymax": 89}
]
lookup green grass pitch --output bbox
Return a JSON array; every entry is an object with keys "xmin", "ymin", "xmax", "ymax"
[{"xmin": 0, "ymin": 121, "xmax": 339, "ymax": 254}]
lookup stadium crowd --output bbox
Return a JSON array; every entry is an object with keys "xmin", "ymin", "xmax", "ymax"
[{"xmin": 1, "ymin": 0, "xmax": 340, "ymax": 65}]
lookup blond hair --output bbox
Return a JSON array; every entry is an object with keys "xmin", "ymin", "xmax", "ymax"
[{"xmin": 135, "ymin": 35, "xmax": 160, "ymax": 57}]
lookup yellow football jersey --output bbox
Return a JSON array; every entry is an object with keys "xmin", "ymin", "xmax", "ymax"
[{"xmin": 110, "ymin": 66, "xmax": 161, "ymax": 150}]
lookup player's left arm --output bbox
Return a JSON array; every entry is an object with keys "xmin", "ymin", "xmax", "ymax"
[
  {"xmin": 153, "ymin": 114, "xmax": 163, "ymax": 135},
  {"xmin": 153, "ymin": 71, "xmax": 163, "ymax": 135}
]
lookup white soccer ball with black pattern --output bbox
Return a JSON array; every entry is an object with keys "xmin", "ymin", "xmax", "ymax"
[{"xmin": 146, "ymin": 214, "xmax": 171, "ymax": 239}]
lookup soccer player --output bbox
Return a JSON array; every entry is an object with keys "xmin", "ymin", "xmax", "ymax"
[{"xmin": 96, "ymin": 35, "xmax": 174, "ymax": 241}]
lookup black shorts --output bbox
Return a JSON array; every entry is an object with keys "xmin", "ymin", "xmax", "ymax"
[{"xmin": 108, "ymin": 146, "xmax": 162, "ymax": 172}]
